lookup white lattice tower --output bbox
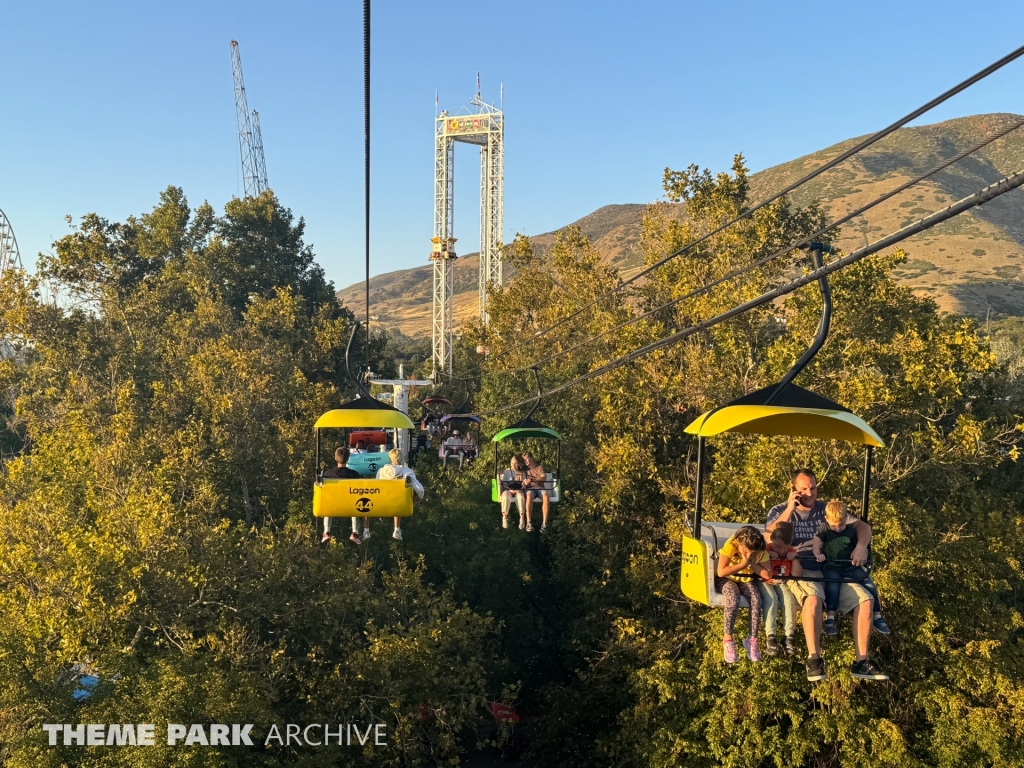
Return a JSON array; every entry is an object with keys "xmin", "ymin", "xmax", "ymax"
[{"xmin": 431, "ymin": 91, "xmax": 504, "ymax": 377}]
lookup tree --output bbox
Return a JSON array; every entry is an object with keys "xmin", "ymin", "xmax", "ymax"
[{"xmin": 0, "ymin": 188, "xmax": 492, "ymax": 766}]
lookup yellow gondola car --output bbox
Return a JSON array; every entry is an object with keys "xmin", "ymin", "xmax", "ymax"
[
  {"xmin": 679, "ymin": 383, "xmax": 885, "ymax": 607},
  {"xmin": 679, "ymin": 242, "xmax": 884, "ymax": 608},
  {"xmin": 312, "ymin": 395, "xmax": 417, "ymax": 519}
]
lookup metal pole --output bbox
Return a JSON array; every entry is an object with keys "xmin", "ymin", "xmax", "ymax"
[
  {"xmin": 693, "ymin": 436, "xmax": 705, "ymax": 534},
  {"xmin": 314, "ymin": 429, "xmax": 321, "ymax": 478},
  {"xmin": 363, "ymin": 0, "xmax": 371, "ymax": 366},
  {"xmin": 765, "ymin": 243, "xmax": 832, "ymax": 404},
  {"xmin": 861, "ymin": 445, "xmax": 873, "ymax": 523}
]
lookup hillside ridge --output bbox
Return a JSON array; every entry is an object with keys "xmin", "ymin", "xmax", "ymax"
[{"xmin": 338, "ymin": 113, "xmax": 1024, "ymax": 337}]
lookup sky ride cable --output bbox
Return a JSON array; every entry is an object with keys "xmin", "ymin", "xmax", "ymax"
[
  {"xmin": 469, "ymin": 166, "xmax": 1024, "ymax": 418},
  {"xmin": 456, "ymin": 43, "xmax": 1024, "ymax": 378},
  {"xmin": 363, "ymin": 0, "xmax": 372, "ymax": 366},
  {"xmin": 457, "ymin": 114, "xmax": 1024, "ymax": 382}
]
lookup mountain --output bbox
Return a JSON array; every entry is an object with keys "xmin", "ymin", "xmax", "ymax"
[{"xmin": 337, "ymin": 114, "xmax": 1024, "ymax": 337}]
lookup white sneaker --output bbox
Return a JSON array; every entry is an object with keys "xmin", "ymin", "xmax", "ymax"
[
  {"xmin": 392, "ymin": 528, "xmax": 403, "ymax": 541},
  {"xmin": 361, "ymin": 528, "xmax": 372, "ymax": 541},
  {"xmin": 502, "ymin": 516, "xmax": 509, "ymax": 529},
  {"xmin": 526, "ymin": 521, "xmax": 534, "ymax": 532},
  {"xmin": 518, "ymin": 516, "xmax": 525, "ymax": 530}
]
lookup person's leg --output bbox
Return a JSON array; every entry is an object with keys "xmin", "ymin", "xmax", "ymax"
[
  {"xmin": 837, "ymin": 583, "xmax": 873, "ymax": 660},
  {"xmin": 738, "ymin": 582, "xmax": 762, "ymax": 660},
  {"xmin": 822, "ymin": 568, "xmax": 842, "ymax": 635},
  {"xmin": 718, "ymin": 578, "xmax": 740, "ymax": 663},
  {"xmin": 541, "ymin": 491, "xmax": 550, "ymax": 528},
  {"xmin": 393, "ymin": 516, "xmax": 402, "ymax": 540},
  {"xmin": 782, "ymin": 584, "xmax": 798, "ymax": 645},
  {"xmin": 756, "ymin": 581, "xmax": 778, "ymax": 639},
  {"xmin": 362, "ymin": 517, "xmax": 371, "ymax": 540},
  {"xmin": 524, "ymin": 492, "xmax": 534, "ymax": 531},
  {"xmin": 501, "ymin": 491, "xmax": 511, "ymax": 517},
  {"xmin": 458, "ymin": 450, "xmax": 465, "ymax": 469}
]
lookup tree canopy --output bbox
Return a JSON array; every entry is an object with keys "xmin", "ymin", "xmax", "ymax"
[{"xmin": 1, "ymin": 168, "xmax": 1022, "ymax": 767}]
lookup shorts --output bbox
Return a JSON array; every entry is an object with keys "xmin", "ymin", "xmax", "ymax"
[
  {"xmin": 526, "ymin": 489, "xmax": 548, "ymax": 501},
  {"xmin": 786, "ymin": 570, "xmax": 872, "ymax": 614}
]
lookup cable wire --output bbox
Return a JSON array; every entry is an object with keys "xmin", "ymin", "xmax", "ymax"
[
  {"xmin": 470, "ymin": 167, "xmax": 1024, "ymax": 418},
  {"xmin": 456, "ymin": 43, "xmax": 1024, "ymax": 377},
  {"xmin": 466, "ymin": 114, "xmax": 1024, "ymax": 381}
]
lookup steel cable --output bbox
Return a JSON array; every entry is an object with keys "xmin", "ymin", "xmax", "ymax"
[{"xmin": 452, "ymin": 44, "xmax": 1024, "ymax": 377}]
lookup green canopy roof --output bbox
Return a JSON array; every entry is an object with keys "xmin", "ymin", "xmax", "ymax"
[{"xmin": 492, "ymin": 417, "xmax": 562, "ymax": 443}]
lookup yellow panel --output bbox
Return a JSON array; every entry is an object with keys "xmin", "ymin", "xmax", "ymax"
[
  {"xmin": 312, "ymin": 479, "xmax": 414, "ymax": 518},
  {"xmin": 684, "ymin": 406, "xmax": 883, "ymax": 447},
  {"xmin": 314, "ymin": 409, "xmax": 415, "ymax": 430},
  {"xmin": 680, "ymin": 535, "xmax": 711, "ymax": 605}
]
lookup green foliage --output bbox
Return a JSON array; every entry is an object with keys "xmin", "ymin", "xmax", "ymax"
[
  {"xmin": 461, "ymin": 157, "xmax": 1024, "ymax": 766},
  {"xmin": 0, "ymin": 188, "xmax": 492, "ymax": 766}
]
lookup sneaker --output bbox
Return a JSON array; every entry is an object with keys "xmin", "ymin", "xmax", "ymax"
[
  {"xmin": 872, "ymin": 615, "xmax": 892, "ymax": 635},
  {"xmin": 392, "ymin": 528, "xmax": 403, "ymax": 541},
  {"xmin": 526, "ymin": 522, "xmax": 533, "ymax": 532},
  {"xmin": 850, "ymin": 658, "xmax": 889, "ymax": 681},
  {"xmin": 806, "ymin": 655, "xmax": 826, "ymax": 682},
  {"xmin": 349, "ymin": 532, "xmax": 362, "ymax": 545},
  {"xmin": 765, "ymin": 635, "xmax": 780, "ymax": 657},
  {"xmin": 518, "ymin": 516, "xmax": 525, "ymax": 531},
  {"xmin": 785, "ymin": 635, "xmax": 799, "ymax": 656},
  {"xmin": 361, "ymin": 528, "xmax": 372, "ymax": 541},
  {"xmin": 540, "ymin": 524, "xmax": 547, "ymax": 534},
  {"xmin": 723, "ymin": 639, "xmax": 738, "ymax": 663},
  {"xmin": 502, "ymin": 516, "xmax": 509, "ymax": 529},
  {"xmin": 321, "ymin": 532, "xmax": 331, "ymax": 544},
  {"xmin": 823, "ymin": 616, "xmax": 838, "ymax": 636},
  {"xmin": 743, "ymin": 637, "xmax": 761, "ymax": 662}
]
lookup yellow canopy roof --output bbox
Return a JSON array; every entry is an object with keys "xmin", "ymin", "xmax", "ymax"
[
  {"xmin": 684, "ymin": 405, "xmax": 884, "ymax": 447},
  {"xmin": 314, "ymin": 395, "xmax": 415, "ymax": 430}
]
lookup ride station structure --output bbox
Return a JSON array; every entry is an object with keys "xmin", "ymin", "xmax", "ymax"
[{"xmin": 431, "ymin": 80, "xmax": 504, "ymax": 377}]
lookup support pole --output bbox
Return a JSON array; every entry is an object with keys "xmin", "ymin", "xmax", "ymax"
[
  {"xmin": 861, "ymin": 445, "xmax": 873, "ymax": 523},
  {"xmin": 693, "ymin": 436, "xmax": 705, "ymax": 535},
  {"xmin": 369, "ymin": 373, "xmax": 432, "ymax": 465}
]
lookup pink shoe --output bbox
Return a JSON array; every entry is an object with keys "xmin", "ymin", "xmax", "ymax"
[
  {"xmin": 744, "ymin": 637, "xmax": 761, "ymax": 662},
  {"xmin": 723, "ymin": 639, "xmax": 738, "ymax": 663}
]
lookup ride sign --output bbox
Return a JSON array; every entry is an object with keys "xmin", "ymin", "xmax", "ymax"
[{"xmin": 355, "ymin": 498, "xmax": 374, "ymax": 514}]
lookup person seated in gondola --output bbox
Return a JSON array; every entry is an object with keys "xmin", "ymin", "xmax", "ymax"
[
  {"xmin": 409, "ymin": 431, "xmax": 430, "ymax": 465},
  {"xmin": 362, "ymin": 448, "xmax": 424, "ymax": 542},
  {"xmin": 812, "ymin": 500, "xmax": 888, "ymax": 637},
  {"xmin": 352, "ymin": 440, "xmax": 369, "ymax": 454},
  {"xmin": 715, "ymin": 526, "xmax": 769, "ymax": 663},
  {"xmin": 462, "ymin": 431, "xmax": 478, "ymax": 461},
  {"xmin": 320, "ymin": 447, "xmax": 361, "ymax": 544},
  {"xmin": 442, "ymin": 430, "xmax": 466, "ymax": 469},
  {"xmin": 757, "ymin": 521, "xmax": 802, "ymax": 657},
  {"xmin": 499, "ymin": 456, "xmax": 526, "ymax": 529},
  {"xmin": 765, "ymin": 468, "xmax": 889, "ymax": 682},
  {"xmin": 521, "ymin": 452, "xmax": 550, "ymax": 533}
]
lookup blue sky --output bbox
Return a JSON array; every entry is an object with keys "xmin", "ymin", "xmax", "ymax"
[{"xmin": 4, "ymin": 0, "xmax": 1023, "ymax": 292}]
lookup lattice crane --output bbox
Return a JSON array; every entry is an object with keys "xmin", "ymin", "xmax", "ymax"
[{"xmin": 230, "ymin": 40, "xmax": 269, "ymax": 197}]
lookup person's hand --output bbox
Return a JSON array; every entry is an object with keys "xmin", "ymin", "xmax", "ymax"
[
  {"xmin": 815, "ymin": 552, "xmax": 825, "ymax": 563},
  {"xmin": 739, "ymin": 551, "xmax": 755, "ymax": 568},
  {"xmin": 766, "ymin": 577, "xmax": 779, "ymax": 586},
  {"xmin": 851, "ymin": 543, "xmax": 869, "ymax": 567},
  {"xmin": 786, "ymin": 550, "xmax": 798, "ymax": 561},
  {"xmin": 786, "ymin": 488, "xmax": 802, "ymax": 511}
]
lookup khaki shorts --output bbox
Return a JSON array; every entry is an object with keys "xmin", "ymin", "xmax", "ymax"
[{"xmin": 786, "ymin": 570, "xmax": 872, "ymax": 614}]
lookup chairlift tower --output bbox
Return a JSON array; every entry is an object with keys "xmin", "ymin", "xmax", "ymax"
[
  {"xmin": 230, "ymin": 40, "xmax": 269, "ymax": 197},
  {"xmin": 431, "ymin": 84, "xmax": 504, "ymax": 377},
  {"xmin": 0, "ymin": 207, "xmax": 21, "ymax": 278}
]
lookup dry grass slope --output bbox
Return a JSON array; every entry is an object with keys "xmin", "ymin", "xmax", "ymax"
[{"xmin": 337, "ymin": 113, "xmax": 1024, "ymax": 337}]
